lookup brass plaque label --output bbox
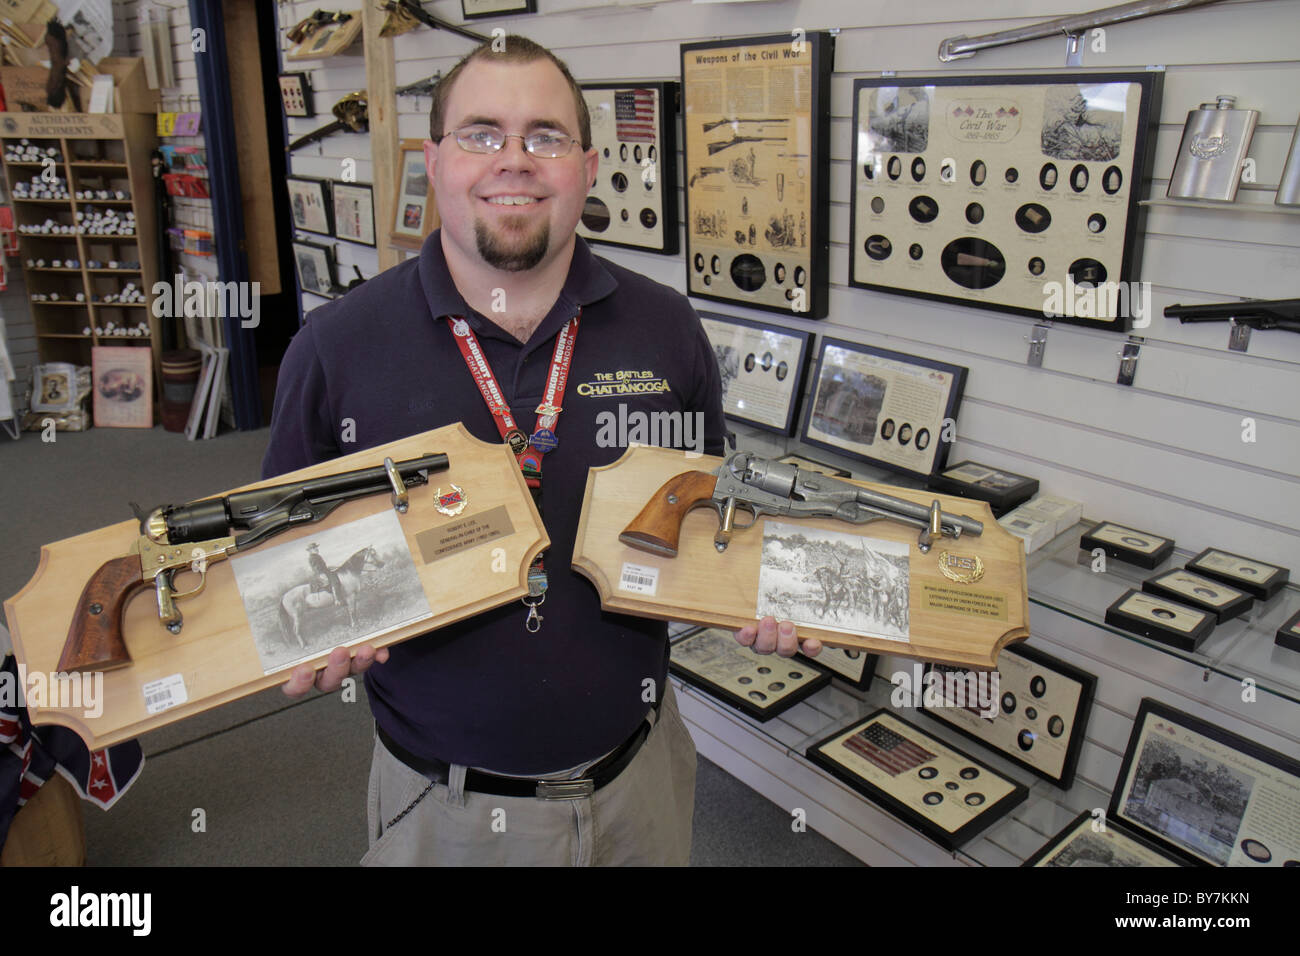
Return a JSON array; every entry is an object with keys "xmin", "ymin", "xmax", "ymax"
[
  {"xmin": 416, "ymin": 505, "xmax": 515, "ymax": 564},
  {"xmin": 921, "ymin": 583, "xmax": 1008, "ymax": 621}
]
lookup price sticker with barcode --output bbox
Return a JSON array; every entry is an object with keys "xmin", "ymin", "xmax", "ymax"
[
  {"xmin": 142, "ymin": 673, "xmax": 188, "ymax": 715},
  {"xmin": 618, "ymin": 562, "xmax": 660, "ymax": 596}
]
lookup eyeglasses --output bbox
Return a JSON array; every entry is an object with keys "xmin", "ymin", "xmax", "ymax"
[{"xmin": 442, "ymin": 124, "xmax": 581, "ymax": 158}]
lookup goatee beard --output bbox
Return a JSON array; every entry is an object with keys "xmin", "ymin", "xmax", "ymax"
[{"xmin": 475, "ymin": 218, "xmax": 549, "ymax": 272}]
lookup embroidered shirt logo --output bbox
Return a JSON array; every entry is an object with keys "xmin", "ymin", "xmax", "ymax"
[
  {"xmin": 576, "ymin": 369, "xmax": 672, "ymax": 397},
  {"xmin": 451, "ymin": 318, "xmax": 470, "ymax": 337}
]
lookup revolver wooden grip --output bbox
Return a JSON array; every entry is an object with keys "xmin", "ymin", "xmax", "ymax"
[
  {"xmin": 57, "ymin": 555, "xmax": 146, "ymax": 673},
  {"xmin": 618, "ymin": 471, "xmax": 718, "ymax": 558}
]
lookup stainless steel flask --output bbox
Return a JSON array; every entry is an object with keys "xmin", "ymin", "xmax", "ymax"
[{"xmin": 1167, "ymin": 95, "xmax": 1258, "ymax": 202}]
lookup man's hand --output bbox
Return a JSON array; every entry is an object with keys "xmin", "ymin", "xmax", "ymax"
[
  {"xmin": 282, "ymin": 644, "xmax": 389, "ymax": 698},
  {"xmin": 734, "ymin": 616, "xmax": 822, "ymax": 658}
]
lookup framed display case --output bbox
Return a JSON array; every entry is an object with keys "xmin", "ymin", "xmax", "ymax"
[
  {"xmin": 670, "ymin": 626, "xmax": 830, "ymax": 722},
  {"xmin": 1024, "ymin": 810, "xmax": 1184, "ymax": 867},
  {"xmin": 578, "ymin": 81, "xmax": 678, "ymax": 254},
  {"xmin": 698, "ymin": 311, "xmax": 811, "ymax": 434},
  {"xmin": 278, "ymin": 72, "xmax": 315, "ymax": 118},
  {"xmin": 681, "ymin": 32, "xmax": 833, "ymax": 318},
  {"xmin": 807, "ymin": 709, "xmax": 1029, "ymax": 851},
  {"xmin": 1109, "ymin": 698, "xmax": 1300, "ymax": 866},
  {"xmin": 848, "ymin": 72, "xmax": 1162, "ymax": 331},
  {"xmin": 800, "ymin": 337, "xmax": 967, "ymax": 480},
  {"xmin": 920, "ymin": 642, "xmax": 1097, "ymax": 788}
]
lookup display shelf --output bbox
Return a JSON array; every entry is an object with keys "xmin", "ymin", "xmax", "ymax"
[
  {"xmin": 672, "ymin": 667, "xmax": 1089, "ymax": 866},
  {"xmin": 1139, "ymin": 197, "xmax": 1300, "ymax": 215},
  {"xmin": 1027, "ymin": 520, "xmax": 1299, "ymax": 705},
  {"xmin": 1, "ymin": 112, "xmax": 161, "ymax": 411}
]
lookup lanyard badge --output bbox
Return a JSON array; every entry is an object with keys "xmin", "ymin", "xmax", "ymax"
[{"xmin": 446, "ymin": 314, "xmax": 580, "ymax": 632}]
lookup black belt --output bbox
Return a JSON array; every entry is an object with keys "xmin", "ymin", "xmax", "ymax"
[{"xmin": 376, "ymin": 701, "xmax": 659, "ymax": 800}]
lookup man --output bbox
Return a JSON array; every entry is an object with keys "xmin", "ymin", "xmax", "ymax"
[{"xmin": 263, "ymin": 35, "xmax": 812, "ymax": 866}]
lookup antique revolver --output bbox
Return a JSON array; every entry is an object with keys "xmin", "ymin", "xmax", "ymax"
[
  {"xmin": 57, "ymin": 453, "xmax": 449, "ymax": 674},
  {"xmin": 619, "ymin": 452, "xmax": 983, "ymax": 558}
]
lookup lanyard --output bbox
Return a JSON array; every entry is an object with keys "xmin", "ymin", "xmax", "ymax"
[
  {"xmin": 445, "ymin": 313, "xmax": 581, "ymax": 631},
  {"xmin": 445, "ymin": 314, "xmax": 579, "ymax": 487}
]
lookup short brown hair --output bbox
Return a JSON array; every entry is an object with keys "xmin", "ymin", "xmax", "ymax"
[{"xmin": 429, "ymin": 35, "xmax": 591, "ymax": 150}]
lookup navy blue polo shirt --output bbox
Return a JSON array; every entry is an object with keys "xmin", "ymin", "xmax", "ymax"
[{"xmin": 262, "ymin": 232, "xmax": 725, "ymax": 773}]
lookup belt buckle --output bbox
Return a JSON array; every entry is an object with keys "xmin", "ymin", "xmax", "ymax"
[{"xmin": 535, "ymin": 778, "xmax": 595, "ymax": 800}]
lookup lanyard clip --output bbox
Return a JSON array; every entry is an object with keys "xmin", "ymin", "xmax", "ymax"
[{"xmin": 523, "ymin": 592, "xmax": 545, "ymax": 633}]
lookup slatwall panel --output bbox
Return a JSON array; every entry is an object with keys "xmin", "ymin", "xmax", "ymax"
[{"xmin": 293, "ymin": 0, "xmax": 1300, "ymax": 863}]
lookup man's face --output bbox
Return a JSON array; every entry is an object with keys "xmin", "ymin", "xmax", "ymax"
[{"xmin": 426, "ymin": 57, "xmax": 597, "ymax": 275}]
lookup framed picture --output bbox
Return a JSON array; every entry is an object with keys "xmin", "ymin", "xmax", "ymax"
[
  {"xmin": 390, "ymin": 140, "xmax": 436, "ymax": 251},
  {"xmin": 461, "ymin": 0, "xmax": 536, "ymax": 19},
  {"xmin": 1023, "ymin": 810, "xmax": 1184, "ymax": 867},
  {"xmin": 920, "ymin": 643, "xmax": 1097, "ymax": 788},
  {"xmin": 1109, "ymin": 698, "xmax": 1300, "ymax": 866},
  {"xmin": 1276, "ymin": 608, "xmax": 1300, "ymax": 653},
  {"xmin": 331, "ymin": 181, "xmax": 376, "ymax": 247},
  {"xmin": 91, "ymin": 346, "xmax": 153, "ymax": 428},
  {"xmin": 698, "ymin": 311, "xmax": 811, "ymax": 434},
  {"xmin": 578, "ymin": 81, "xmax": 678, "ymax": 255},
  {"xmin": 669, "ymin": 626, "xmax": 830, "ymax": 722},
  {"xmin": 1079, "ymin": 520, "xmax": 1174, "ymax": 569},
  {"xmin": 286, "ymin": 176, "xmax": 332, "ymax": 237},
  {"xmin": 800, "ymin": 337, "xmax": 967, "ymax": 480},
  {"xmin": 30, "ymin": 362, "xmax": 81, "ymax": 413},
  {"xmin": 806, "ymin": 709, "xmax": 1029, "ymax": 851},
  {"xmin": 681, "ymin": 32, "xmax": 834, "ymax": 318},
  {"xmin": 848, "ymin": 72, "xmax": 1163, "ymax": 332},
  {"xmin": 278, "ymin": 72, "xmax": 314, "ymax": 118},
  {"xmin": 797, "ymin": 646, "xmax": 877, "ymax": 692},
  {"xmin": 1141, "ymin": 568, "xmax": 1252, "ymax": 624},
  {"xmin": 292, "ymin": 239, "xmax": 337, "ymax": 298}
]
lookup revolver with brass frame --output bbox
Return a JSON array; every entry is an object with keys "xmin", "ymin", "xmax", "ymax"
[
  {"xmin": 619, "ymin": 452, "xmax": 983, "ymax": 558},
  {"xmin": 57, "ymin": 453, "xmax": 449, "ymax": 674}
]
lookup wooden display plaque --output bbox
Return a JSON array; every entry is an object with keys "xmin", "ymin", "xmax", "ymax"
[
  {"xmin": 573, "ymin": 446, "xmax": 1028, "ymax": 668},
  {"xmin": 4, "ymin": 424, "xmax": 547, "ymax": 749}
]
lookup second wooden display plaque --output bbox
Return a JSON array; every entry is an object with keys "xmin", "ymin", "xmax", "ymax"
[
  {"xmin": 573, "ymin": 446, "xmax": 1028, "ymax": 668},
  {"xmin": 4, "ymin": 424, "xmax": 548, "ymax": 749}
]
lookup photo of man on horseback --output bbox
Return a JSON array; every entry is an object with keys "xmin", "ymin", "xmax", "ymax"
[{"xmin": 306, "ymin": 543, "xmax": 344, "ymax": 606}]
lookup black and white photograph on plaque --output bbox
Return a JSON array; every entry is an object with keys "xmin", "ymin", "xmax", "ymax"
[
  {"xmin": 810, "ymin": 366, "xmax": 886, "ymax": 447},
  {"xmin": 756, "ymin": 521, "xmax": 909, "ymax": 642},
  {"xmin": 287, "ymin": 176, "xmax": 331, "ymax": 236},
  {"xmin": 229, "ymin": 510, "xmax": 431, "ymax": 675}
]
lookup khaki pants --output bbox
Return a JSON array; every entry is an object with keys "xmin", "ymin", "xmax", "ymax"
[{"xmin": 362, "ymin": 685, "xmax": 696, "ymax": 866}]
